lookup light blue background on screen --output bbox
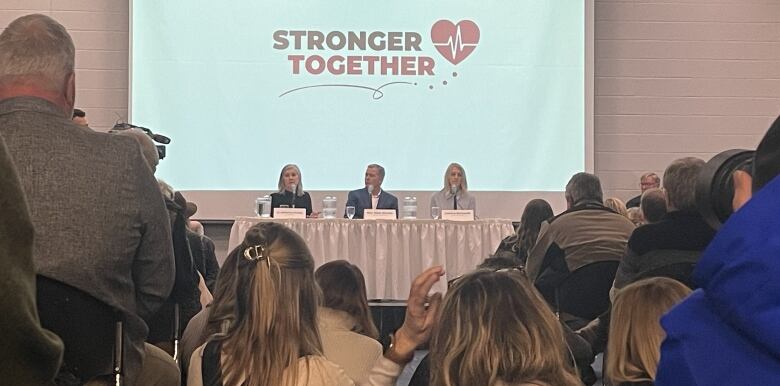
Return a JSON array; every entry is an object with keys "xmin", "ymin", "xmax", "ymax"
[{"xmin": 132, "ymin": 0, "xmax": 584, "ymax": 191}]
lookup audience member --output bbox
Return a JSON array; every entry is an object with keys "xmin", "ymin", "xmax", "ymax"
[
  {"xmin": 493, "ymin": 199, "xmax": 554, "ymax": 265},
  {"xmin": 429, "ymin": 269, "xmax": 581, "ymax": 386},
  {"xmin": 0, "ymin": 14, "xmax": 177, "ymax": 385},
  {"xmin": 626, "ymin": 207, "xmax": 644, "ymax": 227},
  {"xmin": 0, "ymin": 15, "xmax": 179, "ymax": 385},
  {"xmin": 315, "ymin": 261, "xmax": 382, "ymax": 384},
  {"xmin": 0, "ymin": 134, "xmax": 64, "ymax": 384},
  {"xmin": 176, "ymin": 193, "xmax": 219, "ymax": 293},
  {"xmin": 187, "ymin": 228, "xmax": 220, "ymax": 293},
  {"xmin": 607, "ymin": 278, "xmax": 691, "ymax": 386},
  {"xmin": 345, "ymin": 164, "xmax": 399, "ymax": 219},
  {"xmin": 610, "ymin": 157, "xmax": 714, "ymax": 300},
  {"xmin": 656, "ymin": 115, "xmax": 780, "ymax": 385},
  {"xmin": 605, "ymin": 197, "xmax": 629, "ymax": 218},
  {"xmin": 430, "ymin": 162, "xmax": 476, "ymax": 213},
  {"xmin": 639, "ymin": 188, "xmax": 666, "ymax": 224},
  {"xmin": 183, "ymin": 198, "xmax": 205, "ymax": 235},
  {"xmin": 71, "ymin": 107, "xmax": 88, "ymax": 126},
  {"xmin": 271, "ymin": 164, "xmax": 314, "ymax": 217},
  {"xmin": 112, "ymin": 127, "xmax": 160, "ymax": 173},
  {"xmin": 626, "ymin": 172, "xmax": 660, "ymax": 208},
  {"xmin": 189, "ymin": 222, "xmax": 443, "ymax": 385},
  {"xmin": 144, "ymin": 184, "xmax": 202, "ymax": 353},
  {"xmin": 526, "ymin": 173, "xmax": 635, "ymax": 288}
]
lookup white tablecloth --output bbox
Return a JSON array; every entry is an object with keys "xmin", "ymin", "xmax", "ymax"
[{"xmin": 227, "ymin": 217, "xmax": 515, "ymax": 300}]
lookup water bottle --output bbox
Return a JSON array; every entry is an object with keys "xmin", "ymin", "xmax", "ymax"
[
  {"xmin": 322, "ymin": 196, "xmax": 337, "ymax": 219},
  {"xmin": 255, "ymin": 195, "xmax": 271, "ymax": 217},
  {"xmin": 402, "ymin": 196, "xmax": 417, "ymax": 219}
]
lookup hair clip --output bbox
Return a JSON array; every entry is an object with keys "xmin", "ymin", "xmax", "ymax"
[{"xmin": 243, "ymin": 244, "xmax": 271, "ymax": 267}]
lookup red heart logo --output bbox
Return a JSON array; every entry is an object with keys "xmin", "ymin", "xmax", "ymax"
[{"xmin": 430, "ymin": 20, "xmax": 480, "ymax": 65}]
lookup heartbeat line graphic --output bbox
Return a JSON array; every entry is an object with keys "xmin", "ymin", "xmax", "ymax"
[
  {"xmin": 279, "ymin": 81, "xmax": 415, "ymax": 100},
  {"xmin": 433, "ymin": 25, "xmax": 477, "ymax": 61}
]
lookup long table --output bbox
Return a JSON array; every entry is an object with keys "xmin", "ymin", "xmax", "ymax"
[{"xmin": 227, "ymin": 217, "xmax": 515, "ymax": 300}]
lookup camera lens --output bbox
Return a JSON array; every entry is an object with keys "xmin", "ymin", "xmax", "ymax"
[{"xmin": 696, "ymin": 149, "xmax": 754, "ymax": 230}]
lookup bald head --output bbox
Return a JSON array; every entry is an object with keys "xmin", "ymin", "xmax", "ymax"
[
  {"xmin": 0, "ymin": 14, "xmax": 76, "ymax": 114},
  {"xmin": 112, "ymin": 129, "xmax": 160, "ymax": 173}
]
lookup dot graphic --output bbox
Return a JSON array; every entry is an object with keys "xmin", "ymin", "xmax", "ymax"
[
  {"xmin": 429, "ymin": 85, "xmax": 434, "ymax": 90},
  {"xmin": 443, "ymin": 80, "xmax": 448, "ymax": 86},
  {"xmin": 452, "ymin": 72, "xmax": 458, "ymax": 77}
]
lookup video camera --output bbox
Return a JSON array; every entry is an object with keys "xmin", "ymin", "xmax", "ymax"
[{"xmin": 110, "ymin": 122, "xmax": 170, "ymax": 160}]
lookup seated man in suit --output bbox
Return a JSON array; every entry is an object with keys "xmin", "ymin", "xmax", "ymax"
[{"xmin": 346, "ymin": 163, "xmax": 398, "ymax": 219}]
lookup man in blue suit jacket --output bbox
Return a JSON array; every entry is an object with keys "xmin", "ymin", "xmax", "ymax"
[{"xmin": 346, "ymin": 164, "xmax": 398, "ymax": 219}]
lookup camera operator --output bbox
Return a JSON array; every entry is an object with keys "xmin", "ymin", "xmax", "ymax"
[
  {"xmin": 656, "ymin": 115, "xmax": 780, "ymax": 385},
  {"xmin": 111, "ymin": 127, "xmax": 206, "ymax": 356}
]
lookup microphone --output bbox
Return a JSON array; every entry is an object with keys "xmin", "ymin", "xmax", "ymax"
[
  {"xmin": 289, "ymin": 184, "xmax": 297, "ymax": 208},
  {"xmin": 367, "ymin": 184, "xmax": 375, "ymax": 195},
  {"xmin": 450, "ymin": 185, "xmax": 459, "ymax": 195}
]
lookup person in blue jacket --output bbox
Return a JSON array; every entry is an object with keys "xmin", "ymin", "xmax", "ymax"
[{"xmin": 656, "ymin": 115, "xmax": 780, "ymax": 385}]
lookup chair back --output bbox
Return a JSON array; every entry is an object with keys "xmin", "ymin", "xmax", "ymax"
[
  {"xmin": 36, "ymin": 275, "xmax": 123, "ymax": 383},
  {"xmin": 635, "ymin": 262, "xmax": 698, "ymax": 289},
  {"xmin": 555, "ymin": 260, "xmax": 620, "ymax": 321}
]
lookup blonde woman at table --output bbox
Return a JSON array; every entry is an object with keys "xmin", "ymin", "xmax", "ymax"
[
  {"xmin": 430, "ymin": 163, "xmax": 476, "ymax": 213},
  {"xmin": 188, "ymin": 222, "xmax": 445, "ymax": 386},
  {"xmin": 271, "ymin": 164, "xmax": 315, "ymax": 217}
]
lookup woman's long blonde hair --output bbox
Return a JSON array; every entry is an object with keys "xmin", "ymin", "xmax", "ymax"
[
  {"xmin": 430, "ymin": 270, "xmax": 581, "ymax": 386},
  {"xmin": 204, "ymin": 222, "xmax": 321, "ymax": 386},
  {"xmin": 607, "ymin": 277, "xmax": 691, "ymax": 384}
]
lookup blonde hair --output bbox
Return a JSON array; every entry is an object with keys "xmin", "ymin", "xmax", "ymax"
[
  {"xmin": 626, "ymin": 207, "xmax": 644, "ymax": 227},
  {"xmin": 277, "ymin": 164, "xmax": 304, "ymax": 196},
  {"xmin": 430, "ymin": 270, "xmax": 581, "ymax": 386},
  {"xmin": 607, "ymin": 277, "xmax": 691, "ymax": 384},
  {"xmin": 442, "ymin": 162, "xmax": 468, "ymax": 192},
  {"xmin": 604, "ymin": 197, "xmax": 628, "ymax": 218},
  {"xmin": 205, "ymin": 222, "xmax": 322, "ymax": 386}
]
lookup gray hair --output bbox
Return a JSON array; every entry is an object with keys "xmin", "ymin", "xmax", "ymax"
[
  {"xmin": 367, "ymin": 163, "xmax": 385, "ymax": 181},
  {"xmin": 442, "ymin": 162, "xmax": 468, "ymax": 192},
  {"xmin": 157, "ymin": 179, "xmax": 175, "ymax": 200},
  {"xmin": 663, "ymin": 157, "xmax": 705, "ymax": 211},
  {"xmin": 0, "ymin": 14, "xmax": 75, "ymax": 90},
  {"xmin": 565, "ymin": 172, "xmax": 603, "ymax": 205},
  {"xmin": 277, "ymin": 164, "xmax": 304, "ymax": 196},
  {"xmin": 111, "ymin": 128, "xmax": 159, "ymax": 173}
]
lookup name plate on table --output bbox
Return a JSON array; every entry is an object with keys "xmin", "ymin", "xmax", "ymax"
[
  {"xmin": 364, "ymin": 209, "xmax": 397, "ymax": 220},
  {"xmin": 442, "ymin": 209, "xmax": 474, "ymax": 221},
  {"xmin": 273, "ymin": 208, "xmax": 306, "ymax": 219}
]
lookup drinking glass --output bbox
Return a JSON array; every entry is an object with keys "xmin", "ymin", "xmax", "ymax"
[
  {"xmin": 431, "ymin": 206, "xmax": 441, "ymax": 220},
  {"xmin": 346, "ymin": 206, "xmax": 356, "ymax": 219}
]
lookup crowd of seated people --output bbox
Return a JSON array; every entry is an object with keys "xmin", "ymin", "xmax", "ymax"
[{"xmin": 6, "ymin": 12, "xmax": 780, "ymax": 386}]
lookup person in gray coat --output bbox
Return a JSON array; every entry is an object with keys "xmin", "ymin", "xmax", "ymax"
[{"xmin": 0, "ymin": 14, "xmax": 177, "ymax": 385}]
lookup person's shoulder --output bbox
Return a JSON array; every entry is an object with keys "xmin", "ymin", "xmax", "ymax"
[{"xmin": 296, "ymin": 356, "xmax": 354, "ymax": 386}]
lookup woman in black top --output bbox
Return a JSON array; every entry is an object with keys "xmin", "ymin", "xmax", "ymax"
[{"xmin": 270, "ymin": 164, "xmax": 314, "ymax": 217}]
